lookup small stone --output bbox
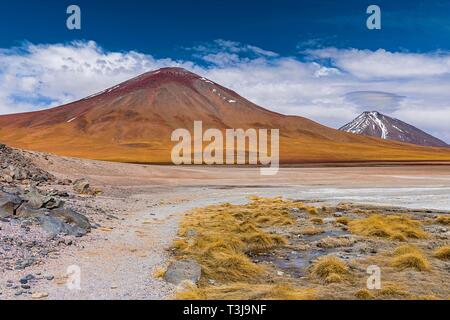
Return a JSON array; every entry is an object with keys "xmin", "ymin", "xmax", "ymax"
[
  {"xmin": 164, "ymin": 259, "xmax": 202, "ymax": 285},
  {"xmin": 31, "ymin": 292, "xmax": 48, "ymax": 299},
  {"xmin": 186, "ymin": 229, "xmax": 197, "ymax": 238}
]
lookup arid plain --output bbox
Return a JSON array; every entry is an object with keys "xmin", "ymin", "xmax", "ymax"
[{"xmin": 1, "ymin": 149, "xmax": 448, "ymax": 300}]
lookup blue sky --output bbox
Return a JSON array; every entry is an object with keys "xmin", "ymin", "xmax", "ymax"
[
  {"xmin": 2, "ymin": 0, "xmax": 450, "ymax": 57},
  {"xmin": 1, "ymin": 0, "xmax": 450, "ymax": 142}
]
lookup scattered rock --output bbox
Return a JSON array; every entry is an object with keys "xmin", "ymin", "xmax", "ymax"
[
  {"xmin": 57, "ymin": 179, "xmax": 72, "ymax": 186},
  {"xmin": 37, "ymin": 215, "xmax": 87, "ymax": 237},
  {"xmin": 186, "ymin": 229, "xmax": 197, "ymax": 238},
  {"xmin": 22, "ymin": 187, "xmax": 45, "ymax": 209},
  {"xmin": 23, "ymin": 186, "xmax": 64, "ymax": 210},
  {"xmin": 15, "ymin": 204, "xmax": 48, "ymax": 219},
  {"xmin": 73, "ymin": 178, "xmax": 90, "ymax": 194},
  {"xmin": 31, "ymin": 292, "xmax": 48, "ymax": 299},
  {"xmin": 164, "ymin": 259, "xmax": 202, "ymax": 285},
  {"xmin": 51, "ymin": 207, "xmax": 91, "ymax": 233},
  {"xmin": 0, "ymin": 144, "xmax": 54, "ymax": 184},
  {"xmin": 0, "ymin": 191, "xmax": 23, "ymax": 218}
]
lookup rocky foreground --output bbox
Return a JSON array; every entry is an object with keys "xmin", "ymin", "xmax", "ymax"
[{"xmin": 0, "ymin": 144, "xmax": 102, "ymax": 298}]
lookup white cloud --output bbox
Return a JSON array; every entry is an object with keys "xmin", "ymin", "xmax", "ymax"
[
  {"xmin": 0, "ymin": 41, "xmax": 450, "ymax": 143},
  {"xmin": 0, "ymin": 41, "xmax": 195, "ymax": 114},
  {"xmin": 345, "ymin": 91, "xmax": 405, "ymax": 113},
  {"xmin": 307, "ymin": 48, "xmax": 450, "ymax": 79}
]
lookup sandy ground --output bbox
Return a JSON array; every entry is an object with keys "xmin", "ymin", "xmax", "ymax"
[{"xmin": 2, "ymin": 153, "xmax": 450, "ymax": 300}]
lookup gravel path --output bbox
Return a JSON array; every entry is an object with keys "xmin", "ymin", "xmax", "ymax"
[
  {"xmin": 0, "ymin": 188, "xmax": 270, "ymax": 300},
  {"xmin": 4, "ymin": 197, "xmax": 187, "ymax": 300}
]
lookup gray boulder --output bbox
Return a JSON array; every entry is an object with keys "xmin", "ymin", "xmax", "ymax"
[
  {"xmin": 42, "ymin": 196, "xmax": 64, "ymax": 210},
  {"xmin": 50, "ymin": 207, "xmax": 91, "ymax": 234},
  {"xmin": 22, "ymin": 186, "xmax": 64, "ymax": 210},
  {"xmin": 73, "ymin": 178, "xmax": 91, "ymax": 194},
  {"xmin": 0, "ymin": 191, "xmax": 23, "ymax": 218},
  {"xmin": 164, "ymin": 259, "xmax": 202, "ymax": 285},
  {"xmin": 29, "ymin": 207, "xmax": 90, "ymax": 237},
  {"xmin": 37, "ymin": 216, "xmax": 86, "ymax": 237},
  {"xmin": 23, "ymin": 187, "xmax": 45, "ymax": 209},
  {"xmin": 16, "ymin": 203, "xmax": 48, "ymax": 219}
]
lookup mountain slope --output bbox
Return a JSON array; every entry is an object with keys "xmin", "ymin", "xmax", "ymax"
[
  {"xmin": 0, "ymin": 68, "xmax": 450, "ymax": 164},
  {"xmin": 340, "ymin": 111, "xmax": 448, "ymax": 147}
]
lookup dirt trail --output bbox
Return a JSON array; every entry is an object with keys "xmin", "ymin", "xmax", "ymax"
[
  {"xmin": 5, "ymin": 188, "xmax": 265, "ymax": 300},
  {"xmin": 12, "ymin": 194, "xmax": 193, "ymax": 300}
]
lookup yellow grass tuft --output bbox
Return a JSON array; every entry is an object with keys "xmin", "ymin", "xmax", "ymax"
[
  {"xmin": 355, "ymin": 289, "xmax": 374, "ymax": 300},
  {"xmin": 390, "ymin": 246, "xmax": 431, "ymax": 271},
  {"xmin": 153, "ymin": 266, "xmax": 167, "ymax": 279},
  {"xmin": 393, "ymin": 245, "xmax": 422, "ymax": 256},
  {"xmin": 378, "ymin": 283, "xmax": 409, "ymax": 297},
  {"xmin": 436, "ymin": 215, "xmax": 450, "ymax": 225},
  {"xmin": 177, "ymin": 282, "xmax": 316, "ymax": 300},
  {"xmin": 356, "ymin": 283, "xmax": 409, "ymax": 299},
  {"xmin": 301, "ymin": 227, "xmax": 324, "ymax": 236},
  {"xmin": 348, "ymin": 214, "xmax": 426, "ymax": 241},
  {"xmin": 310, "ymin": 256, "xmax": 349, "ymax": 283},
  {"xmin": 433, "ymin": 245, "xmax": 450, "ymax": 260},
  {"xmin": 317, "ymin": 237, "xmax": 353, "ymax": 249},
  {"xmin": 307, "ymin": 207, "xmax": 320, "ymax": 215},
  {"xmin": 336, "ymin": 217, "xmax": 350, "ymax": 225},
  {"xmin": 416, "ymin": 294, "xmax": 440, "ymax": 300},
  {"xmin": 172, "ymin": 197, "xmax": 312, "ymax": 299},
  {"xmin": 311, "ymin": 218, "xmax": 324, "ymax": 225}
]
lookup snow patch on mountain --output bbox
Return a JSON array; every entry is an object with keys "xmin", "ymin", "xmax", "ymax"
[{"xmin": 340, "ymin": 111, "xmax": 448, "ymax": 147}]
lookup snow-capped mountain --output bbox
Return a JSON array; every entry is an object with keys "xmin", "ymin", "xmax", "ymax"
[{"xmin": 339, "ymin": 111, "xmax": 448, "ymax": 147}]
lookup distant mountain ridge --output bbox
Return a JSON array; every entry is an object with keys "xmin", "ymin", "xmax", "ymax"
[
  {"xmin": 339, "ymin": 111, "xmax": 448, "ymax": 147},
  {"xmin": 0, "ymin": 68, "xmax": 450, "ymax": 163}
]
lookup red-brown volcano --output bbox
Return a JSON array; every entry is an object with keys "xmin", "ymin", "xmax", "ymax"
[{"xmin": 1, "ymin": 67, "xmax": 450, "ymax": 163}]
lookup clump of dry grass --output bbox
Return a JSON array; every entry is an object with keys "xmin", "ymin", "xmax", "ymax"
[
  {"xmin": 153, "ymin": 266, "xmax": 167, "ymax": 279},
  {"xmin": 310, "ymin": 256, "xmax": 349, "ymax": 283},
  {"xmin": 311, "ymin": 217, "xmax": 324, "ymax": 225},
  {"xmin": 173, "ymin": 197, "xmax": 314, "ymax": 299},
  {"xmin": 316, "ymin": 237, "xmax": 353, "ymax": 249},
  {"xmin": 393, "ymin": 244, "xmax": 421, "ymax": 256},
  {"xmin": 177, "ymin": 282, "xmax": 316, "ymax": 300},
  {"xmin": 390, "ymin": 254, "xmax": 430, "ymax": 271},
  {"xmin": 336, "ymin": 217, "xmax": 350, "ymax": 225},
  {"xmin": 336, "ymin": 203, "xmax": 352, "ymax": 212},
  {"xmin": 356, "ymin": 283, "xmax": 409, "ymax": 299},
  {"xmin": 354, "ymin": 289, "xmax": 374, "ymax": 300},
  {"xmin": 433, "ymin": 245, "xmax": 450, "ymax": 260},
  {"xmin": 377, "ymin": 283, "xmax": 409, "ymax": 297},
  {"xmin": 415, "ymin": 294, "xmax": 440, "ymax": 300},
  {"xmin": 307, "ymin": 207, "xmax": 320, "ymax": 215},
  {"xmin": 390, "ymin": 245, "xmax": 430, "ymax": 271},
  {"xmin": 301, "ymin": 227, "xmax": 324, "ymax": 236},
  {"xmin": 348, "ymin": 214, "xmax": 426, "ymax": 241},
  {"xmin": 436, "ymin": 215, "xmax": 450, "ymax": 225}
]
